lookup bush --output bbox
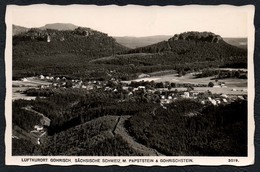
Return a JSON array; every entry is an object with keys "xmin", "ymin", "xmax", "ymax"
[{"xmin": 208, "ymin": 82, "xmax": 214, "ymax": 87}]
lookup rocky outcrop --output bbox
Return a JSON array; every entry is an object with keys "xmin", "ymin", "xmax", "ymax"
[{"xmin": 170, "ymin": 31, "xmax": 223, "ymax": 43}]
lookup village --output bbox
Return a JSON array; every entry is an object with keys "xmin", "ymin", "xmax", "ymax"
[{"xmin": 18, "ymin": 72, "xmax": 248, "ymax": 108}]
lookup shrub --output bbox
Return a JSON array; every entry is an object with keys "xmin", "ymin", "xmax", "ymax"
[{"xmin": 208, "ymin": 82, "xmax": 214, "ymax": 87}]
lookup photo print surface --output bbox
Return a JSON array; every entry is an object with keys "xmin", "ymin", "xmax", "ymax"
[{"xmin": 5, "ymin": 4, "xmax": 255, "ymax": 166}]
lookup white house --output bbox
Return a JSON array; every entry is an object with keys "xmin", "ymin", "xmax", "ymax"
[
  {"xmin": 184, "ymin": 92, "xmax": 189, "ymax": 98},
  {"xmin": 211, "ymin": 99, "xmax": 217, "ymax": 106},
  {"xmin": 133, "ymin": 88, "xmax": 139, "ymax": 92},
  {"xmin": 161, "ymin": 95, "xmax": 165, "ymax": 99},
  {"xmin": 220, "ymin": 94, "xmax": 228, "ymax": 98},
  {"xmin": 39, "ymin": 75, "xmax": 45, "ymax": 80},
  {"xmin": 21, "ymin": 78, "xmax": 28, "ymax": 82},
  {"xmin": 47, "ymin": 35, "xmax": 51, "ymax": 43},
  {"xmin": 138, "ymin": 86, "xmax": 146, "ymax": 90},
  {"xmin": 34, "ymin": 125, "xmax": 43, "ymax": 132}
]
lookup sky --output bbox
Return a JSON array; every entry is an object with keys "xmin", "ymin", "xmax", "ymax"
[{"xmin": 9, "ymin": 4, "xmax": 251, "ymax": 37}]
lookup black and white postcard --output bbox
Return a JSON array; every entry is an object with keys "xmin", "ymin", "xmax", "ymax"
[{"xmin": 5, "ymin": 4, "xmax": 255, "ymax": 166}]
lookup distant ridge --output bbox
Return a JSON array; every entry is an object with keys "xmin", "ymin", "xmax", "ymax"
[
  {"xmin": 114, "ymin": 35, "xmax": 172, "ymax": 49},
  {"xmin": 114, "ymin": 35, "xmax": 247, "ymax": 49},
  {"xmin": 223, "ymin": 38, "xmax": 247, "ymax": 49},
  {"xmin": 40, "ymin": 23, "xmax": 79, "ymax": 31},
  {"xmin": 13, "ymin": 26, "xmax": 128, "ymax": 57},
  {"xmin": 121, "ymin": 31, "xmax": 247, "ymax": 68},
  {"xmin": 12, "ymin": 25, "xmax": 29, "ymax": 36},
  {"xmin": 13, "ymin": 23, "xmax": 79, "ymax": 36}
]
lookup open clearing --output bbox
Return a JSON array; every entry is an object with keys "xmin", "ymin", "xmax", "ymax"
[
  {"xmin": 12, "ymin": 77, "xmax": 51, "ymax": 100},
  {"xmin": 131, "ymin": 72, "xmax": 247, "ymax": 87}
]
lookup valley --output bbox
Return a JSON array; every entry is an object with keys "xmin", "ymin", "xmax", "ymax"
[{"xmin": 11, "ymin": 25, "xmax": 248, "ymax": 156}]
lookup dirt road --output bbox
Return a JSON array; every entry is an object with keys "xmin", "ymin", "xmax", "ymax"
[{"xmin": 114, "ymin": 115, "xmax": 164, "ymax": 156}]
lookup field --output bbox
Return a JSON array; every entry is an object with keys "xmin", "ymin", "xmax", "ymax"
[
  {"xmin": 132, "ymin": 72, "xmax": 247, "ymax": 86},
  {"xmin": 165, "ymin": 87, "xmax": 247, "ymax": 95},
  {"xmin": 12, "ymin": 77, "xmax": 51, "ymax": 100},
  {"xmin": 128, "ymin": 71, "xmax": 247, "ymax": 96}
]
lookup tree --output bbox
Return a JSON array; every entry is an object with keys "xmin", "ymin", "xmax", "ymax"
[
  {"xmin": 234, "ymin": 71, "xmax": 241, "ymax": 78},
  {"xmin": 65, "ymin": 81, "xmax": 73, "ymax": 88},
  {"xmin": 208, "ymin": 82, "xmax": 214, "ymax": 87}
]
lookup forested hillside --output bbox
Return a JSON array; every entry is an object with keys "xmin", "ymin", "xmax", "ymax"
[
  {"xmin": 126, "ymin": 32, "xmax": 247, "ymax": 67},
  {"xmin": 125, "ymin": 99, "xmax": 247, "ymax": 156},
  {"xmin": 91, "ymin": 32, "xmax": 247, "ymax": 77},
  {"xmin": 13, "ymin": 27, "xmax": 127, "ymax": 57},
  {"xmin": 12, "ymin": 87, "xmax": 247, "ymax": 156},
  {"xmin": 13, "ymin": 27, "xmax": 129, "ymax": 79},
  {"xmin": 12, "ymin": 30, "xmax": 247, "ymax": 81}
]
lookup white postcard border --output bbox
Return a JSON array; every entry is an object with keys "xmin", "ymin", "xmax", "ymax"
[{"xmin": 4, "ymin": 4, "xmax": 255, "ymax": 166}]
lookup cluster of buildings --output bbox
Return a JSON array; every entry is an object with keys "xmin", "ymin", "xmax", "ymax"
[
  {"xmin": 37, "ymin": 75, "xmax": 102, "ymax": 90},
  {"xmin": 21, "ymin": 75, "xmax": 247, "ymax": 107}
]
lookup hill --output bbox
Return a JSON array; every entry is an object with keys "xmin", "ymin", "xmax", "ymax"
[
  {"xmin": 12, "ymin": 25, "xmax": 29, "ymax": 36},
  {"xmin": 40, "ymin": 23, "xmax": 79, "ymax": 30},
  {"xmin": 114, "ymin": 35, "xmax": 247, "ymax": 49},
  {"xmin": 114, "ymin": 35, "xmax": 172, "ymax": 49},
  {"xmin": 13, "ymin": 30, "xmax": 247, "ymax": 81},
  {"xmin": 13, "ymin": 27, "xmax": 127, "ymax": 56},
  {"xmin": 124, "ymin": 32, "xmax": 247, "ymax": 67},
  {"xmin": 89, "ymin": 32, "xmax": 247, "ymax": 78},
  {"xmin": 13, "ymin": 27, "xmax": 129, "ymax": 79},
  {"xmin": 13, "ymin": 23, "xmax": 79, "ymax": 36}
]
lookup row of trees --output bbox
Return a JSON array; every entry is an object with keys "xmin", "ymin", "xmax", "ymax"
[
  {"xmin": 196, "ymin": 69, "xmax": 247, "ymax": 79},
  {"xmin": 129, "ymin": 80, "xmax": 207, "ymax": 89}
]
